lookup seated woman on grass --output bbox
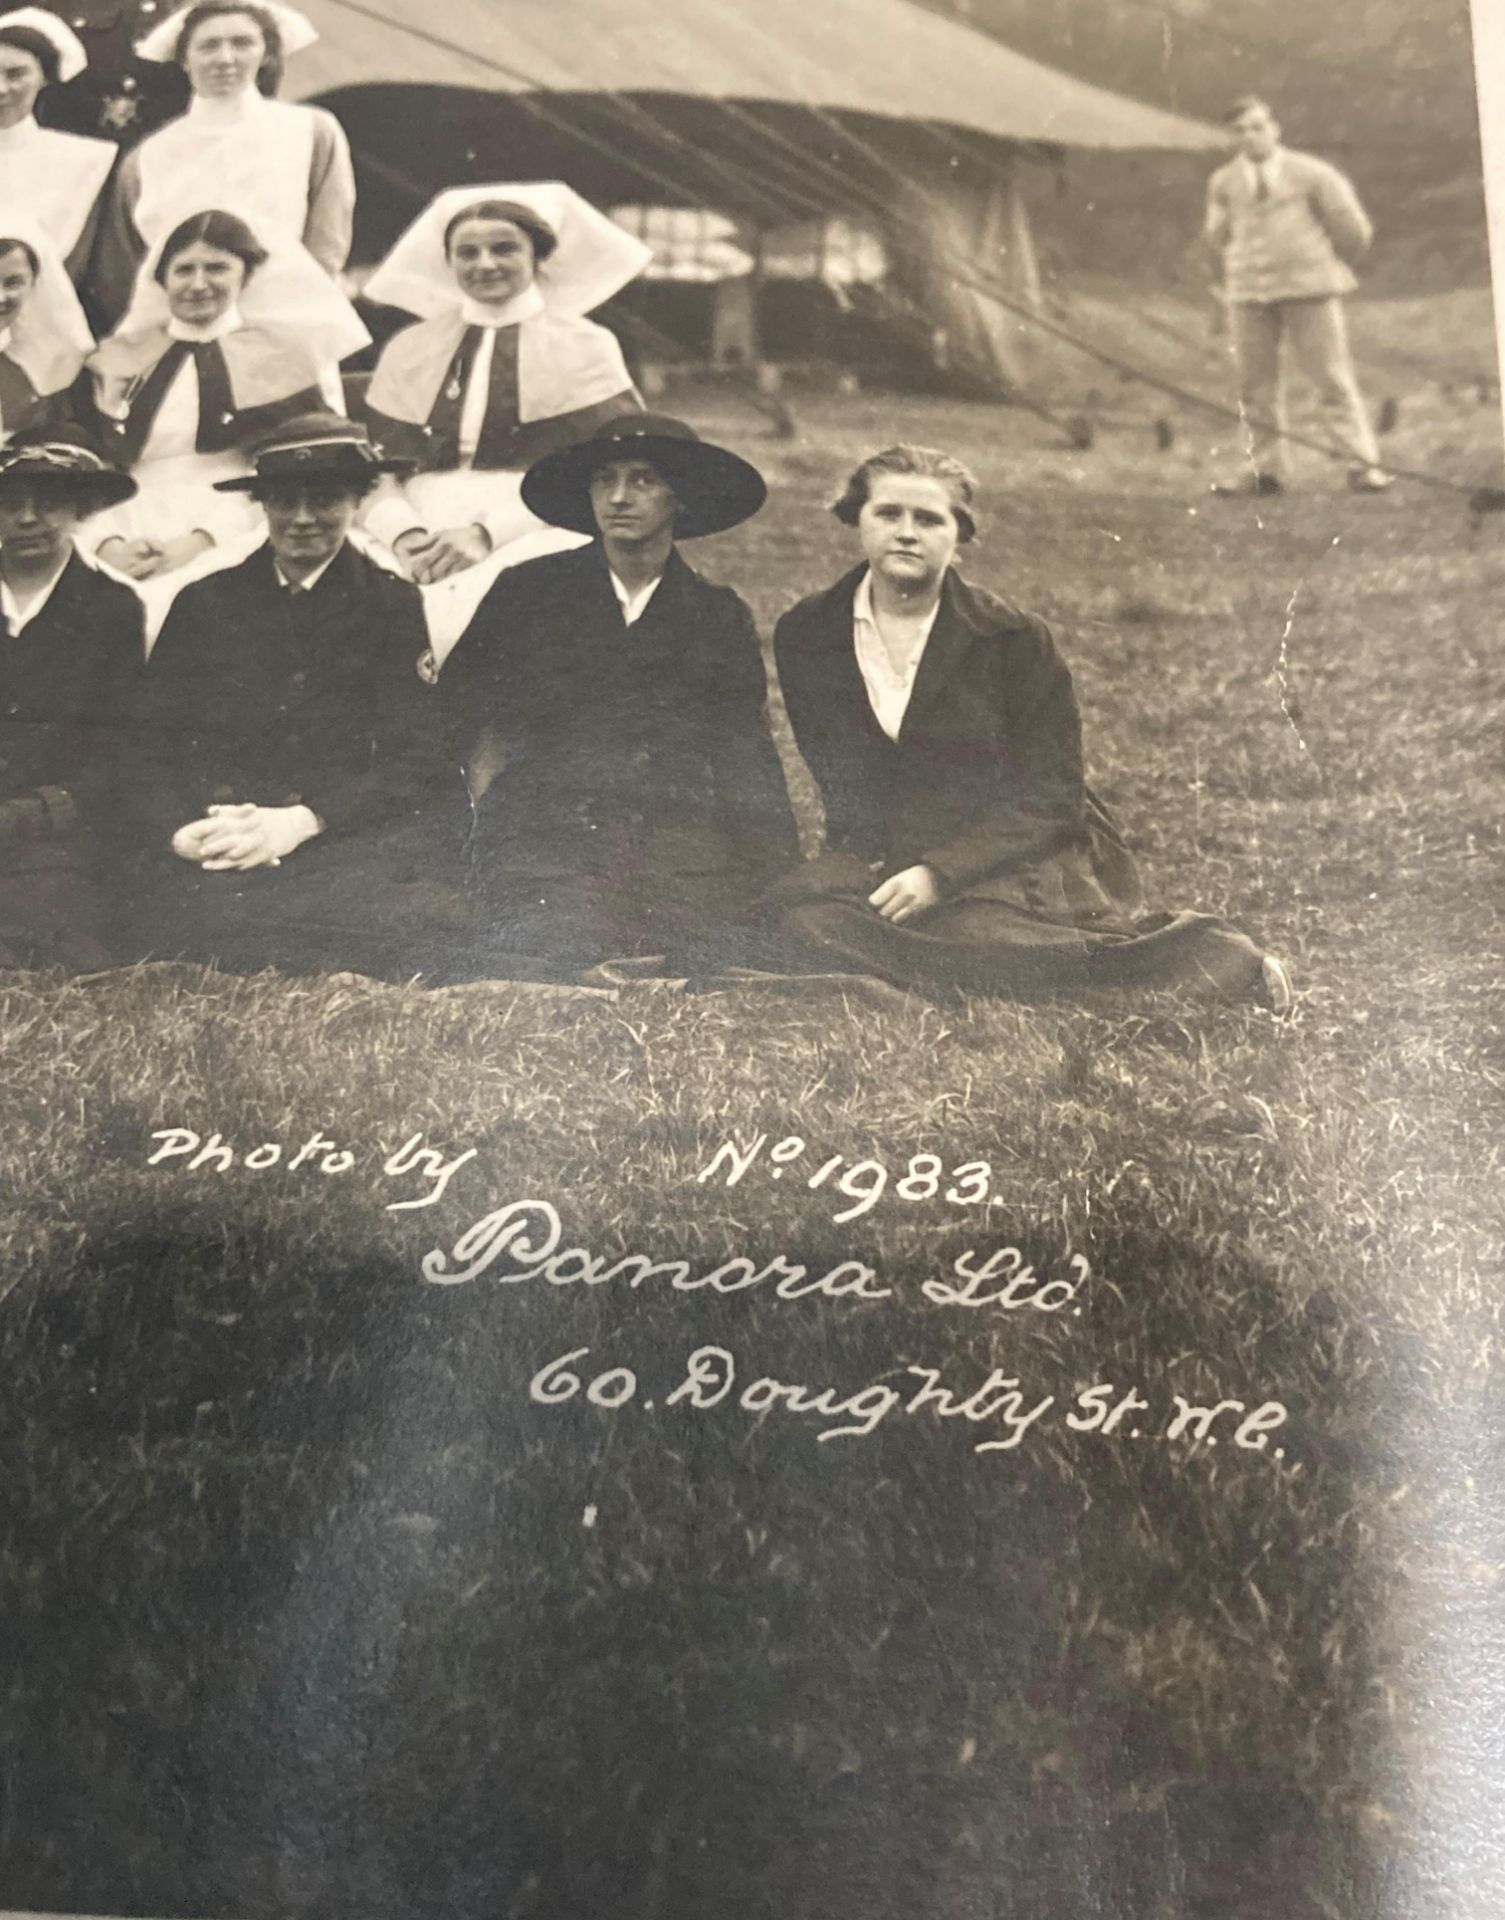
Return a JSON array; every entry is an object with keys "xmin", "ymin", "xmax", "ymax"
[
  {"xmin": 129, "ymin": 412, "xmax": 462, "ymax": 980},
  {"xmin": 769, "ymin": 444, "xmax": 1292, "ymax": 1008},
  {"xmin": 0, "ymin": 424, "xmax": 144, "ymax": 968}
]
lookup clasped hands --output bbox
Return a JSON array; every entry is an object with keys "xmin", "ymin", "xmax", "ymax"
[
  {"xmin": 868, "ymin": 863, "xmax": 942, "ymax": 925},
  {"xmin": 172, "ymin": 802, "xmax": 322, "ymax": 872},
  {"xmin": 394, "ymin": 523, "xmax": 493, "ymax": 584}
]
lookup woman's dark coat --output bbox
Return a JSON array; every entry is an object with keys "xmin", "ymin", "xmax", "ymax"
[
  {"xmin": 131, "ymin": 538, "xmax": 457, "ymax": 974},
  {"xmin": 770, "ymin": 564, "xmax": 1277, "ymax": 1000},
  {"xmin": 0, "ymin": 549, "xmax": 144, "ymax": 964},
  {"xmin": 773, "ymin": 562, "xmax": 1140, "ymax": 924},
  {"xmin": 439, "ymin": 540, "xmax": 798, "ymax": 957}
]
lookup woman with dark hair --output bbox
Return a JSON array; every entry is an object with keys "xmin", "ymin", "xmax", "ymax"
[
  {"xmin": 360, "ymin": 182, "xmax": 650, "ymax": 663},
  {"xmin": 0, "ymin": 221, "xmax": 94, "ymax": 438},
  {"xmin": 770, "ymin": 444, "xmax": 1292, "ymax": 1007},
  {"xmin": 74, "ymin": 206, "xmax": 323, "ymax": 584},
  {"xmin": 90, "ymin": 1, "xmax": 364, "ymax": 369},
  {"xmin": 0, "ymin": 9, "xmax": 115, "ymax": 281}
]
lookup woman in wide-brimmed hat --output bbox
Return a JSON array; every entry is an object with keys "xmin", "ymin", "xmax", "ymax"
[
  {"xmin": 0, "ymin": 422, "xmax": 144, "ymax": 965},
  {"xmin": 128, "ymin": 410, "xmax": 463, "ymax": 979},
  {"xmin": 517, "ymin": 410, "xmax": 769, "ymax": 540},
  {"xmin": 73, "ymin": 206, "xmax": 326, "ymax": 588},
  {"xmin": 0, "ymin": 8, "xmax": 115, "ymax": 282},
  {"xmin": 90, "ymin": 1, "xmax": 365, "ymax": 370},
  {"xmin": 437, "ymin": 412, "xmax": 797, "ymax": 979},
  {"xmin": 359, "ymin": 182, "xmax": 651, "ymax": 664},
  {"xmin": 769, "ymin": 442, "xmax": 1293, "ymax": 1008}
]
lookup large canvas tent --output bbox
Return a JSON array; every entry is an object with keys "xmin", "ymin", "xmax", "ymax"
[{"xmin": 293, "ymin": 0, "xmax": 1226, "ymax": 388}]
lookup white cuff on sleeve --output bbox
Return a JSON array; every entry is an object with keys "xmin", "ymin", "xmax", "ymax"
[{"xmin": 362, "ymin": 489, "xmax": 426, "ymax": 550}]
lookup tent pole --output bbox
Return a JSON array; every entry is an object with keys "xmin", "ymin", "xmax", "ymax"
[{"xmin": 1007, "ymin": 165, "xmax": 1043, "ymax": 315}]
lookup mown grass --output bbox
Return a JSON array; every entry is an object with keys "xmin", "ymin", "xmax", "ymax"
[{"xmin": 2, "ymin": 383, "xmax": 1503, "ymax": 1918}]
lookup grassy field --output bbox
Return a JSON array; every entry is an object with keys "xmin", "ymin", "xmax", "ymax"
[{"xmin": 2, "ymin": 379, "xmax": 1503, "ymax": 1918}]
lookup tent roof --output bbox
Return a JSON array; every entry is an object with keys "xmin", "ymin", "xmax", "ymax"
[{"xmin": 292, "ymin": 0, "xmax": 1226, "ymax": 152}]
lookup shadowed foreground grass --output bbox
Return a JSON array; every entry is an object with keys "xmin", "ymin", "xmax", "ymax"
[{"xmin": 2, "ymin": 389, "xmax": 1502, "ymax": 1918}]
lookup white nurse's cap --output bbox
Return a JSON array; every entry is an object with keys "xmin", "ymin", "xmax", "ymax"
[
  {"xmin": 0, "ymin": 6, "xmax": 89, "ymax": 81},
  {"xmin": 364, "ymin": 182, "xmax": 654, "ymax": 322},
  {"xmin": 135, "ymin": 1, "xmax": 318, "ymax": 62}
]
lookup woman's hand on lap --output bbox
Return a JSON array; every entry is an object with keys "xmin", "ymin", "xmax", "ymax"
[
  {"xmin": 416, "ymin": 524, "xmax": 493, "ymax": 583},
  {"xmin": 154, "ymin": 532, "xmax": 216, "ymax": 575},
  {"xmin": 174, "ymin": 804, "xmax": 322, "ymax": 870},
  {"xmin": 869, "ymin": 864, "xmax": 942, "ymax": 925},
  {"xmin": 171, "ymin": 811, "xmax": 238, "ymax": 861},
  {"xmin": 98, "ymin": 536, "xmax": 165, "ymax": 580}
]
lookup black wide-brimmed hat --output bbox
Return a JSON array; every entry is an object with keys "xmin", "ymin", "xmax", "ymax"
[
  {"xmin": 213, "ymin": 411, "xmax": 415, "ymax": 493},
  {"xmin": 521, "ymin": 413, "xmax": 767, "ymax": 539},
  {"xmin": 0, "ymin": 424, "xmax": 138, "ymax": 512}
]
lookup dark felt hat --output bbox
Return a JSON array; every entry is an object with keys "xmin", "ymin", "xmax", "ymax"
[
  {"xmin": 213, "ymin": 411, "xmax": 414, "ymax": 492},
  {"xmin": 520, "ymin": 413, "xmax": 767, "ymax": 538},
  {"xmin": 0, "ymin": 424, "xmax": 138, "ymax": 511}
]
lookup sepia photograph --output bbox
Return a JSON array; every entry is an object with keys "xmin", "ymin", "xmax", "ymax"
[{"xmin": 1, "ymin": 0, "xmax": 1501, "ymax": 1913}]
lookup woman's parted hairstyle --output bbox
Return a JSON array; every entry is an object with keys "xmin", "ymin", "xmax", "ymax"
[
  {"xmin": 153, "ymin": 208, "xmax": 269, "ymax": 285},
  {"xmin": 0, "ymin": 23, "xmax": 58, "ymax": 84},
  {"xmin": 832, "ymin": 443, "xmax": 979, "ymax": 544},
  {"xmin": 0, "ymin": 236, "xmax": 41, "ymax": 277},
  {"xmin": 172, "ymin": 2, "xmax": 284, "ymax": 94},
  {"xmin": 442, "ymin": 199, "xmax": 559, "ymax": 266}
]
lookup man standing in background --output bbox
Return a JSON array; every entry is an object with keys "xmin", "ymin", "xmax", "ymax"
[{"xmin": 1205, "ymin": 94, "xmax": 1391, "ymax": 495}]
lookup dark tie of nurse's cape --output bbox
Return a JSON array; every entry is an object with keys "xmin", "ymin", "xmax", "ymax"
[
  {"xmin": 437, "ymin": 324, "xmax": 523, "ymax": 467},
  {"xmin": 109, "ymin": 339, "xmax": 237, "ymax": 465},
  {"xmin": 0, "ymin": 353, "xmax": 39, "ymax": 435}
]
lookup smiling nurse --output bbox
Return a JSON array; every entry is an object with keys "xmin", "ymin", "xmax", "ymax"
[
  {"xmin": 90, "ymin": 0, "xmax": 366, "ymax": 375},
  {"xmin": 359, "ymin": 181, "xmax": 651, "ymax": 662}
]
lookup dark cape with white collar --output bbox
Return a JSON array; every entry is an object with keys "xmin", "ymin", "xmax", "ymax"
[
  {"xmin": 73, "ymin": 323, "xmax": 325, "ymax": 465},
  {"xmin": 0, "ymin": 350, "xmax": 42, "ymax": 441},
  {"xmin": 362, "ymin": 308, "xmax": 637, "ymax": 471}
]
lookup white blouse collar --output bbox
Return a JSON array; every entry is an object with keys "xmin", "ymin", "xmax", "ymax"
[
  {"xmin": 167, "ymin": 305, "xmax": 246, "ymax": 343},
  {"xmin": 1243, "ymin": 149, "xmax": 1285, "ymax": 188},
  {"xmin": 0, "ymin": 115, "xmax": 40, "ymax": 149},
  {"xmin": 853, "ymin": 566, "xmax": 942, "ymax": 639},
  {"xmin": 459, "ymin": 285, "xmax": 547, "ymax": 330},
  {"xmin": 186, "ymin": 86, "xmax": 268, "ymax": 128}
]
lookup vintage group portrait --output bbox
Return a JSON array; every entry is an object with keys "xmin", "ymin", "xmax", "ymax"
[{"xmin": 1, "ymin": 0, "xmax": 1500, "ymax": 1913}]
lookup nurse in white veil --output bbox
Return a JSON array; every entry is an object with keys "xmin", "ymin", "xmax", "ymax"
[
  {"xmin": 0, "ymin": 9, "xmax": 115, "ymax": 282},
  {"xmin": 0, "ymin": 215, "xmax": 93, "ymax": 438},
  {"xmin": 359, "ymin": 182, "xmax": 651, "ymax": 666}
]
